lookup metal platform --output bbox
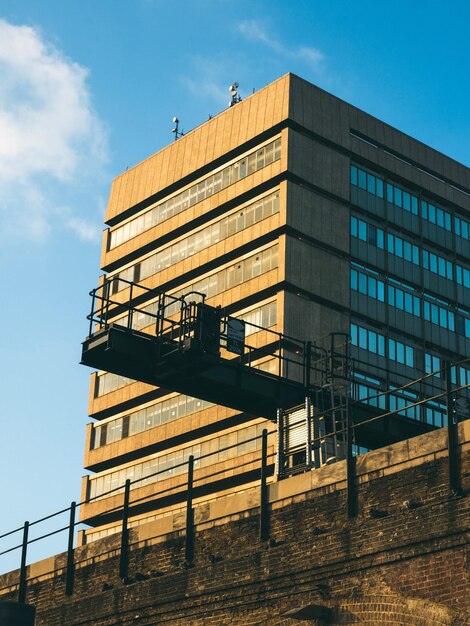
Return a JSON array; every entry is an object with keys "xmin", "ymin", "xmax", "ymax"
[
  {"xmin": 81, "ymin": 279, "xmax": 435, "ymax": 445},
  {"xmin": 81, "ymin": 280, "xmax": 315, "ymax": 419}
]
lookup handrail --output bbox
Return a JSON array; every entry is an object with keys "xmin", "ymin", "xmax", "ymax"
[{"xmin": 0, "ymin": 370, "xmax": 467, "ymax": 592}]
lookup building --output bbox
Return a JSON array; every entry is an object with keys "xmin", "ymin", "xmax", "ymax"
[{"xmin": 79, "ymin": 73, "xmax": 470, "ymax": 543}]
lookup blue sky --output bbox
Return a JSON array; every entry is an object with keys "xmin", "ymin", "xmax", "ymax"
[{"xmin": 0, "ymin": 0, "xmax": 469, "ymax": 572}]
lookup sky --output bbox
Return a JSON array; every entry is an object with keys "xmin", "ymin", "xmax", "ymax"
[{"xmin": 0, "ymin": 0, "xmax": 469, "ymax": 573}]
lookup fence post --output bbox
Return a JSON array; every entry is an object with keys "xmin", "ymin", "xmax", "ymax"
[
  {"xmin": 65, "ymin": 502, "xmax": 76, "ymax": 596},
  {"xmin": 445, "ymin": 362, "xmax": 461, "ymax": 495},
  {"xmin": 119, "ymin": 480, "xmax": 131, "ymax": 580},
  {"xmin": 185, "ymin": 456, "xmax": 195, "ymax": 563},
  {"xmin": 259, "ymin": 429, "xmax": 269, "ymax": 541},
  {"xmin": 18, "ymin": 521, "xmax": 29, "ymax": 603}
]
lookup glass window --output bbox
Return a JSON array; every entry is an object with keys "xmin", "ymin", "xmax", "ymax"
[
  {"xmin": 396, "ymin": 342, "xmax": 405, "ymax": 364},
  {"xmin": 351, "ymin": 269, "xmax": 358, "ymax": 290},
  {"xmin": 422, "ymin": 250, "xmax": 429, "ymax": 269},
  {"xmin": 378, "ymin": 335, "xmax": 385, "ymax": 356},
  {"xmin": 358, "ymin": 220, "xmax": 367, "ymax": 241},
  {"xmin": 359, "ymin": 327, "xmax": 367, "ymax": 349},
  {"xmin": 351, "ymin": 166, "xmax": 358, "ymax": 186},
  {"xmin": 404, "ymin": 293, "xmax": 413, "ymax": 313},
  {"xmin": 358, "ymin": 169, "xmax": 367, "ymax": 190},
  {"xmin": 403, "ymin": 241, "xmax": 411, "ymax": 261},
  {"xmin": 394, "ymin": 187, "xmax": 402, "ymax": 207},
  {"xmin": 448, "ymin": 312, "xmax": 455, "ymax": 332},
  {"xmin": 377, "ymin": 229, "xmax": 384, "ymax": 249},
  {"xmin": 395, "ymin": 289, "xmax": 404, "ymax": 310},
  {"xmin": 377, "ymin": 281, "xmax": 385, "ymax": 302},
  {"xmin": 423, "ymin": 301, "xmax": 430, "ymax": 321},
  {"xmin": 437, "ymin": 208, "xmax": 444, "ymax": 227},
  {"xmin": 351, "ymin": 216, "xmax": 358, "ymax": 237},
  {"xmin": 351, "ymin": 324, "xmax": 358, "ymax": 345},
  {"xmin": 405, "ymin": 346, "xmax": 414, "ymax": 367},
  {"xmin": 422, "ymin": 201, "xmax": 428, "ymax": 220},
  {"xmin": 376, "ymin": 179, "xmax": 384, "ymax": 198},
  {"xmin": 446, "ymin": 261, "xmax": 453, "ymax": 280},
  {"xmin": 403, "ymin": 192, "xmax": 411, "ymax": 212},
  {"xmin": 395, "ymin": 238, "xmax": 403, "ymax": 258},
  {"xmin": 359, "ymin": 273, "xmax": 367, "ymax": 294},
  {"xmin": 463, "ymin": 220, "xmax": 469, "ymax": 239}
]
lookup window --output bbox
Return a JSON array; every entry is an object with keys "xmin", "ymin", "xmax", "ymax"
[
  {"xmin": 115, "ymin": 245, "xmax": 280, "ymax": 332},
  {"xmin": 109, "ymin": 139, "xmax": 282, "ymax": 249},
  {"xmin": 88, "ymin": 422, "xmax": 269, "ymax": 499},
  {"xmin": 351, "ymin": 323, "xmax": 385, "ymax": 356},
  {"xmin": 350, "ymin": 165, "xmax": 384, "ymax": 198},
  {"xmin": 421, "ymin": 200, "xmax": 452, "ymax": 231},
  {"xmin": 351, "ymin": 263, "xmax": 469, "ymax": 337},
  {"xmin": 455, "ymin": 216, "xmax": 470, "ymax": 240},
  {"xmin": 386, "ymin": 182, "xmax": 418, "ymax": 215},
  {"xmin": 110, "ymin": 192, "xmax": 280, "ymax": 292},
  {"xmin": 388, "ymin": 339, "xmax": 414, "ymax": 366},
  {"xmin": 350, "ymin": 216, "xmax": 384, "ymax": 249},
  {"xmin": 425, "ymin": 353, "xmax": 441, "ymax": 376}
]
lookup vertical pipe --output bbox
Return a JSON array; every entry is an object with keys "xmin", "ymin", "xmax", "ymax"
[
  {"xmin": 259, "ymin": 429, "xmax": 269, "ymax": 541},
  {"xmin": 119, "ymin": 480, "xmax": 131, "ymax": 580},
  {"xmin": 185, "ymin": 456, "xmax": 195, "ymax": 563},
  {"xmin": 18, "ymin": 521, "xmax": 29, "ymax": 603},
  {"xmin": 278, "ymin": 336, "xmax": 282, "ymax": 377},
  {"xmin": 445, "ymin": 362, "xmax": 461, "ymax": 495},
  {"xmin": 65, "ymin": 502, "xmax": 76, "ymax": 596}
]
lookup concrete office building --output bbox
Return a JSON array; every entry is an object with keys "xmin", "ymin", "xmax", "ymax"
[{"xmin": 79, "ymin": 73, "xmax": 470, "ymax": 542}]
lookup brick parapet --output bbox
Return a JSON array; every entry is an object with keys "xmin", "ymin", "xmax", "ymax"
[{"xmin": 0, "ymin": 421, "xmax": 468, "ymax": 624}]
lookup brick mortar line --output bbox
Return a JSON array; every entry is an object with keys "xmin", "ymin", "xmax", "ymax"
[
  {"xmin": 37, "ymin": 527, "xmax": 469, "ymax": 625},
  {"xmin": 1, "ymin": 464, "xmax": 466, "ymax": 595}
]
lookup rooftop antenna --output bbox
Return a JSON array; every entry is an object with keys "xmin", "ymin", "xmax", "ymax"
[
  {"xmin": 228, "ymin": 82, "xmax": 242, "ymax": 107},
  {"xmin": 172, "ymin": 116, "xmax": 184, "ymax": 141}
]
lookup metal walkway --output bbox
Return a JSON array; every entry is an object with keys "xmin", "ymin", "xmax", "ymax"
[{"xmin": 81, "ymin": 279, "xmax": 434, "ymax": 444}]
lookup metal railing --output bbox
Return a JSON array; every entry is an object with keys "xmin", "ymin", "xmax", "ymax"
[
  {"xmin": 1, "ymin": 360, "xmax": 467, "ymax": 600},
  {"xmin": 85, "ymin": 279, "xmax": 346, "ymax": 389}
]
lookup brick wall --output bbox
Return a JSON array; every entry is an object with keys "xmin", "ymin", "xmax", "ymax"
[{"xmin": 1, "ymin": 422, "xmax": 469, "ymax": 625}]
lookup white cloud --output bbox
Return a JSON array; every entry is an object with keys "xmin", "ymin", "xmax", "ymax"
[
  {"xmin": 0, "ymin": 19, "xmax": 108, "ymax": 242},
  {"xmin": 181, "ymin": 56, "xmax": 230, "ymax": 109},
  {"xmin": 237, "ymin": 20, "xmax": 324, "ymax": 68},
  {"xmin": 65, "ymin": 216, "xmax": 101, "ymax": 243}
]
